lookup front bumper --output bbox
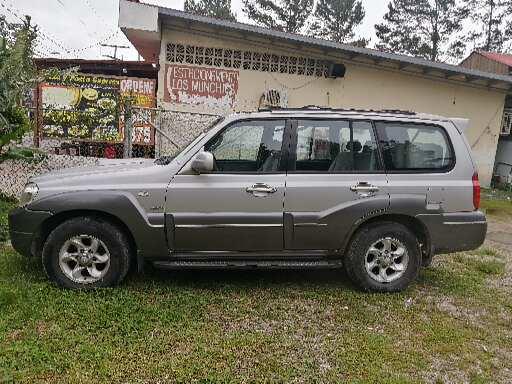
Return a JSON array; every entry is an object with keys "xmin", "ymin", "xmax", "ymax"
[
  {"xmin": 417, "ymin": 211, "xmax": 487, "ymax": 255},
  {"xmin": 8, "ymin": 207, "xmax": 52, "ymax": 257}
]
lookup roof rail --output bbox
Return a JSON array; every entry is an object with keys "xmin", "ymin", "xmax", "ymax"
[{"xmin": 258, "ymin": 105, "xmax": 416, "ymax": 115}]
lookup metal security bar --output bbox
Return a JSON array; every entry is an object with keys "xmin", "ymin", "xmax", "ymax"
[{"xmin": 500, "ymin": 109, "xmax": 512, "ymax": 136}]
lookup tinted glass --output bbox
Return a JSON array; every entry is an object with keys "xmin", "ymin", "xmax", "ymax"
[
  {"xmin": 375, "ymin": 122, "xmax": 454, "ymax": 171},
  {"xmin": 295, "ymin": 120, "xmax": 380, "ymax": 172},
  {"xmin": 205, "ymin": 120, "xmax": 285, "ymax": 173}
]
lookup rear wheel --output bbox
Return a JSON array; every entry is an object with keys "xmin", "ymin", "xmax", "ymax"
[
  {"xmin": 344, "ymin": 222, "xmax": 421, "ymax": 293},
  {"xmin": 42, "ymin": 217, "xmax": 132, "ymax": 289}
]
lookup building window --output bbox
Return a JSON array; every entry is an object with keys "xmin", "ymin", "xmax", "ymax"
[
  {"xmin": 166, "ymin": 43, "xmax": 329, "ymax": 78},
  {"xmin": 501, "ymin": 109, "xmax": 512, "ymax": 136}
]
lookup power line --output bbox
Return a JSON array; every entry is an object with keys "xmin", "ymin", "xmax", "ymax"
[
  {"xmin": 69, "ymin": 30, "xmax": 122, "ymax": 55},
  {"xmin": 84, "ymin": 0, "xmax": 111, "ymax": 29},
  {"xmin": 0, "ymin": 0, "xmax": 72, "ymax": 54},
  {"xmin": 0, "ymin": 0, "xmax": 124, "ymax": 58},
  {"xmin": 0, "ymin": 0, "xmax": 130, "ymax": 59},
  {"xmin": 53, "ymin": 0, "xmax": 106, "ymax": 41}
]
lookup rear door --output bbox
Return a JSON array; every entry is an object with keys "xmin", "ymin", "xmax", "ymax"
[
  {"xmin": 373, "ymin": 120, "xmax": 467, "ymax": 212},
  {"xmin": 283, "ymin": 118, "xmax": 389, "ymax": 250}
]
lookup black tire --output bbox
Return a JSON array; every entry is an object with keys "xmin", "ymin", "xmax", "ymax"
[
  {"xmin": 344, "ymin": 222, "xmax": 421, "ymax": 293},
  {"xmin": 421, "ymin": 251, "xmax": 433, "ymax": 268},
  {"xmin": 42, "ymin": 217, "xmax": 132, "ymax": 289}
]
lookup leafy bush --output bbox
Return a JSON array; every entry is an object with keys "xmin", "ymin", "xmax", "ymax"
[
  {"xmin": 0, "ymin": 146, "xmax": 47, "ymax": 163},
  {"xmin": 0, "ymin": 16, "xmax": 37, "ymax": 155}
]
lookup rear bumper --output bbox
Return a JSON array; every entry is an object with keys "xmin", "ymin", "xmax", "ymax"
[
  {"xmin": 417, "ymin": 211, "xmax": 487, "ymax": 255},
  {"xmin": 8, "ymin": 207, "xmax": 52, "ymax": 257}
]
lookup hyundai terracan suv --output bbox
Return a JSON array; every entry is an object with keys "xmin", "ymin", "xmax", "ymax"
[{"xmin": 8, "ymin": 108, "xmax": 487, "ymax": 292}]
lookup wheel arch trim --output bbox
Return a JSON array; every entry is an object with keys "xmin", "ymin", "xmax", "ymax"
[
  {"xmin": 340, "ymin": 212, "xmax": 432, "ymax": 257},
  {"xmin": 29, "ymin": 191, "xmax": 168, "ymax": 259}
]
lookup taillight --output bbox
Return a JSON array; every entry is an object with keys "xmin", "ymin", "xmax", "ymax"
[{"xmin": 472, "ymin": 172, "xmax": 480, "ymax": 210}]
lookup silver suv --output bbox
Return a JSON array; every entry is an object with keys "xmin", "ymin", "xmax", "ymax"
[{"xmin": 8, "ymin": 108, "xmax": 487, "ymax": 292}]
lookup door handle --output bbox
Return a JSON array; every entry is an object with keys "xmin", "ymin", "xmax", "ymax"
[
  {"xmin": 350, "ymin": 183, "xmax": 379, "ymax": 193},
  {"xmin": 246, "ymin": 183, "xmax": 277, "ymax": 194}
]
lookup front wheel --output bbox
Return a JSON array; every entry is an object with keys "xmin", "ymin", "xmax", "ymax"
[
  {"xmin": 42, "ymin": 217, "xmax": 132, "ymax": 289},
  {"xmin": 344, "ymin": 222, "xmax": 421, "ymax": 293}
]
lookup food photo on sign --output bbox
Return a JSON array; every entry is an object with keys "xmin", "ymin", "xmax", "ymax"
[{"xmin": 40, "ymin": 74, "xmax": 121, "ymax": 142}]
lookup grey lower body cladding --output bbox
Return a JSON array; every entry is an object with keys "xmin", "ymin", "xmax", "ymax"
[{"xmin": 417, "ymin": 211, "xmax": 487, "ymax": 254}]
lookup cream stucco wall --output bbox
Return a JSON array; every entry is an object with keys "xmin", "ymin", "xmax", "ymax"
[{"xmin": 157, "ymin": 27, "xmax": 507, "ymax": 186}]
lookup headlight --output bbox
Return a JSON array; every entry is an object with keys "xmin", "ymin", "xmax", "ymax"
[{"xmin": 19, "ymin": 182, "xmax": 39, "ymax": 207}]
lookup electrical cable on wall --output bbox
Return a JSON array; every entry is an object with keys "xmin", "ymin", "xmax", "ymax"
[
  {"xmin": 471, "ymin": 103, "xmax": 503, "ymax": 149},
  {"xmin": 268, "ymin": 72, "xmax": 320, "ymax": 91}
]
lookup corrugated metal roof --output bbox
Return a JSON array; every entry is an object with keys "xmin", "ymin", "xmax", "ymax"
[
  {"xmin": 155, "ymin": 6, "xmax": 512, "ymax": 89},
  {"xmin": 34, "ymin": 58, "xmax": 158, "ymax": 79},
  {"xmin": 478, "ymin": 51, "xmax": 512, "ymax": 67}
]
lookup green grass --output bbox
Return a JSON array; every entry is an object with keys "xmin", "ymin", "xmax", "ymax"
[
  {"xmin": 481, "ymin": 188, "xmax": 512, "ymax": 218},
  {"xmin": 0, "ymin": 194, "xmax": 16, "ymax": 243},
  {"xmin": 1, "ymin": 196, "xmax": 511, "ymax": 382},
  {"xmin": 481, "ymin": 199, "xmax": 512, "ymax": 218},
  {"xmin": 1, "ymin": 246, "xmax": 511, "ymax": 383}
]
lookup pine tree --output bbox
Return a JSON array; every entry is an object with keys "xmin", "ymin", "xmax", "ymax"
[
  {"xmin": 375, "ymin": 0, "xmax": 469, "ymax": 62},
  {"xmin": 308, "ymin": 0, "xmax": 367, "ymax": 45},
  {"xmin": 184, "ymin": 0, "xmax": 236, "ymax": 21},
  {"xmin": 242, "ymin": 0, "xmax": 314, "ymax": 34},
  {"xmin": 464, "ymin": 0, "xmax": 511, "ymax": 52}
]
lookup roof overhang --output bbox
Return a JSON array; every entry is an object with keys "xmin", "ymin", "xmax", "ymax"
[
  {"xmin": 120, "ymin": 0, "xmax": 512, "ymax": 93},
  {"xmin": 119, "ymin": 0, "xmax": 160, "ymax": 62}
]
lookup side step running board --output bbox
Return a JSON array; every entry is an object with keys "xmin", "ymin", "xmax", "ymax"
[{"xmin": 152, "ymin": 260, "xmax": 343, "ymax": 270}]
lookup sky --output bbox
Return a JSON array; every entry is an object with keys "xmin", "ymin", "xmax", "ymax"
[{"xmin": 0, "ymin": 0, "xmax": 390, "ymax": 61}]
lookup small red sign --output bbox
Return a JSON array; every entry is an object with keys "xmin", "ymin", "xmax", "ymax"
[{"xmin": 164, "ymin": 64, "xmax": 239, "ymax": 109}]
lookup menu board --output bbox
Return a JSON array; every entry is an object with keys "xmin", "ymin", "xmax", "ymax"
[
  {"xmin": 120, "ymin": 78, "xmax": 156, "ymax": 145},
  {"xmin": 40, "ymin": 73, "xmax": 156, "ymax": 145}
]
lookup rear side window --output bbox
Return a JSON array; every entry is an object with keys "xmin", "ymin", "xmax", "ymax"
[
  {"xmin": 375, "ymin": 122, "xmax": 454, "ymax": 171},
  {"xmin": 294, "ymin": 120, "xmax": 381, "ymax": 172}
]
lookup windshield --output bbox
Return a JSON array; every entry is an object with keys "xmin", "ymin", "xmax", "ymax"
[{"xmin": 154, "ymin": 116, "xmax": 225, "ymax": 165}]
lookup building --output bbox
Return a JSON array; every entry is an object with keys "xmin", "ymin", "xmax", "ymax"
[
  {"xmin": 119, "ymin": 0, "xmax": 512, "ymax": 185},
  {"xmin": 460, "ymin": 51, "xmax": 512, "ymax": 76},
  {"xmin": 461, "ymin": 51, "xmax": 512, "ymax": 185}
]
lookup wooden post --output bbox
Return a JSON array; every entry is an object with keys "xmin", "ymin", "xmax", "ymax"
[
  {"xmin": 34, "ymin": 85, "xmax": 41, "ymax": 148},
  {"xmin": 123, "ymin": 101, "xmax": 132, "ymax": 158}
]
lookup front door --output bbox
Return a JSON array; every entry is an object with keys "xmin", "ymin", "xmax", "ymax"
[
  {"xmin": 166, "ymin": 119, "xmax": 287, "ymax": 252},
  {"xmin": 284, "ymin": 118, "xmax": 389, "ymax": 250}
]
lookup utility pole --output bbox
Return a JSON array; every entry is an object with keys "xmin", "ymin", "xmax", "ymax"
[
  {"xmin": 486, "ymin": 0, "xmax": 494, "ymax": 51},
  {"xmin": 101, "ymin": 43, "xmax": 130, "ymax": 60}
]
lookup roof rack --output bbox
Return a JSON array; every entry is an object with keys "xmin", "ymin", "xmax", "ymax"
[{"xmin": 258, "ymin": 105, "xmax": 417, "ymax": 115}]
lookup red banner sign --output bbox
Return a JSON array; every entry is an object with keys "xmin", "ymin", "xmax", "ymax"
[{"xmin": 164, "ymin": 64, "xmax": 239, "ymax": 109}]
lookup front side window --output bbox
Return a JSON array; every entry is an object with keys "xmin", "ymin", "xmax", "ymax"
[
  {"xmin": 205, "ymin": 120, "xmax": 285, "ymax": 173},
  {"xmin": 294, "ymin": 120, "xmax": 381, "ymax": 172},
  {"xmin": 375, "ymin": 122, "xmax": 454, "ymax": 171}
]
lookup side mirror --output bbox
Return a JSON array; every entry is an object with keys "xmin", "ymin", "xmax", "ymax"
[{"xmin": 191, "ymin": 151, "xmax": 214, "ymax": 174}]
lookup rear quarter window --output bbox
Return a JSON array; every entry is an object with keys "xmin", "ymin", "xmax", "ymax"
[{"xmin": 374, "ymin": 122, "xmax": 455, "ymax": 172}]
